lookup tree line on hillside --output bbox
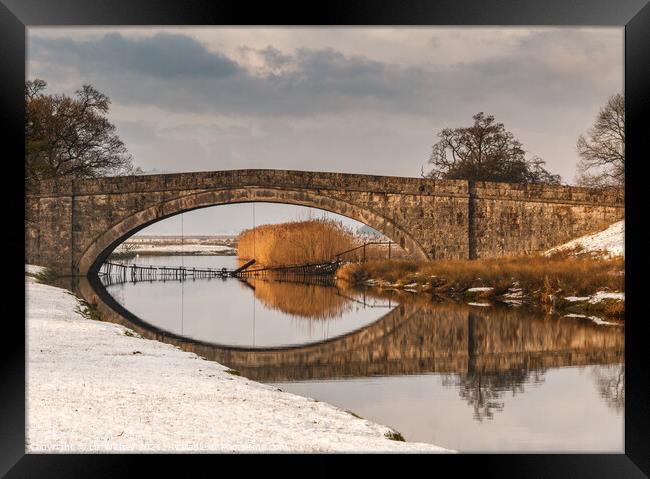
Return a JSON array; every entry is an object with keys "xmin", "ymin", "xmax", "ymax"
[{"xmin": 25, "ymin": 78, "xmax": 624, "ymax": 189}]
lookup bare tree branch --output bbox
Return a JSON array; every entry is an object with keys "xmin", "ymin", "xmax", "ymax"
[{"xmin": 575, "ymin": 94, "xmax": 624, "ymax": 187}]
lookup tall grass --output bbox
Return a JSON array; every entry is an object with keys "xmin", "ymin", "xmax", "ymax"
[
  {"xmin": 238, "ymin": 218, "xmax": 359, "ymax": 267},
  {"xmin": 336, "ymin": 242, "xmax": 411, "ymax": 262},
  {"xmin": 337, "ymin": 255, "xmax": 624, "ymax": 297}
]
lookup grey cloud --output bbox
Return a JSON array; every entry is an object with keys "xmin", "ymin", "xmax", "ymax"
[
  {"xmin": 29, "ymin": 30, "xmax": 619, "ymax": 123},
  {"xmin": 28, "ymin": 32, "xmax": 445, "ymax": 117},
  {"xmin": 30, "ymin": 32, "xmax": 240, "ymax": 79},
  {"xmin": 258, "ymin": 46, "xmax": 293, "ymax": 70},
  {"xmin": 26, "ymin": 29, "xmax": 622, "ymax": 183}
]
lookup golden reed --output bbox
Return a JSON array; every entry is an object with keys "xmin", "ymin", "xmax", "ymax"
[
  {"xmin": 337, "ymin": 255, "xmax": 624, "ymax": 297},
  {"xmin": 237, "ymin": 218, "xmax": 358, "ymax": 267}
]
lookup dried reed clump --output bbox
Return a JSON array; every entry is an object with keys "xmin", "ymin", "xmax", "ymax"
[
  {"xmin": 237, "ymin": 218, "xmax": 359, "ymax": 267},
  {"xmin": 337, "ymin": 255, "xmax": 624, "ymax": 297}
]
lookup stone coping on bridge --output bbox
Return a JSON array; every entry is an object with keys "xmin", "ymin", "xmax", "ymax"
[{"xmin": 28, "ymin": 169, "xmax": 624, "ymax": 207}]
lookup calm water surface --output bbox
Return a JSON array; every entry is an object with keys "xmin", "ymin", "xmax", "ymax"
[
  {"xmin": 104, "ymin": 255, "xmax": 391, "ymax": 347},
  {"xmin": 100, "ymin": 254, "xmax": 624, "ymax": 452}
]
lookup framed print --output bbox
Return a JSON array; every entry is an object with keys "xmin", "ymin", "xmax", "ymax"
[{"xmin": 2, "ymin": 0, "xmax": 649, "ymax": 475}]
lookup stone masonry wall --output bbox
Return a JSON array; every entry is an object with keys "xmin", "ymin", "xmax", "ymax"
[
  {"xmin": 470, "ymin": 182, "xmax": 624, "ymax": 258},
  {"xmin": 25, "ymin": 170, "xmax": 624, "ymax": 275}
]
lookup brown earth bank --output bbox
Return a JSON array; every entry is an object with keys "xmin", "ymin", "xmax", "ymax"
[{"xmin": 336, "ymin": 255, "xmax": 624, "ymax": 320}]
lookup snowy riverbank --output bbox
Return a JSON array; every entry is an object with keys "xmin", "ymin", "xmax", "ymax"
[
  {"xmin": 112, "ymin": 243, "xmax": 236, "ymax": 255},
  {"xmin": 338, "ymin": 220, "xmax": 624, "ymax": 321},
  {"xmin": 25, "ymin": 271, "xmax": 451, "ymax": 453},
  {"xmin": 545, "ymin": 220, "xmax": 624, "ymax": 258}
]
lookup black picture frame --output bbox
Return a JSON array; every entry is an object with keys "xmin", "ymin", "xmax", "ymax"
[{"xmin": 3, "ymin": 0, "xmax": 649, "ymax": 475}]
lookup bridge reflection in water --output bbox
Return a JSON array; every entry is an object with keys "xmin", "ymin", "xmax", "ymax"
[
  {"xmin": 209, "ymin": 300, "xmax": 624, "ymax": 383},
  {"xmin": 75, "ymin": 274, "xmax": 624, "ymax": 387}
]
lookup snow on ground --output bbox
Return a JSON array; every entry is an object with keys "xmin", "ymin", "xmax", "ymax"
[
  {"xmin": 563, "ymin": 314, "xmax": 622, "ymax": 327},
  {"xmin": 545, "ymin": 220, "xmax": 624, "ymax": 258},
  {"xmin": 26, "ymin": 275, "xmax": 451, "ymax": 453},
  {"xmin": 26, "ymin": 264, "xmax": 46, "ymax": 275},
  {"xmin": 565, "ymin": 296, "xmax": 591, "ymax": 302},
  {"xmin": 564, "ymin": 292, "xmax": 624, "ymax": 304},
  {"xmin": 467, "ymin": 287, "xmax": 494, "ymax": 292},
  {"xmin": 588, "ymin": 292, "xmax": 625, "ymax": 303},
  {"xmin": 114, "ymin": 244, "xmax": 236, "ymax": 255},
  {"xmin": 500, "ymin": 287, "xmax": 526, "ymax": 306}
]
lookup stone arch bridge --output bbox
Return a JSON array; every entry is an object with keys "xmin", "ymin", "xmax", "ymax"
[{"xmin": 26, "ymin": 169, "xmax": 624, "ymax": 276}]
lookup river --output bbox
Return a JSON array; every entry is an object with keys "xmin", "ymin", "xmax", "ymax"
[{"xmin": 98, "ymin": 254, "xmax": 624, "ymax": 452}]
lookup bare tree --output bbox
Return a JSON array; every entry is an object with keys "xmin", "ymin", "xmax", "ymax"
[
  {"xmin": 442, "ymin": 368, "xmax": 546, "ymax": 422},
  {"xmin": 25, "ymin": 79, "xmax": 140, "ymax": 190},
  {"xmin": 424, "ymin": 112, "xmax": 561, "ymax": 184},
  {"xmin": 575, "ymin": 94, "xmax": 625, "ymax": 187},
  {"xmin": 591, "ymin": 364, "xmax": 624, "ymax": 413}
]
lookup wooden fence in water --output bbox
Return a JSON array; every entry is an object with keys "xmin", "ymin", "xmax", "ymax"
[
  {"xmin": 99, "ymin": 240, "xmax": 397, "ymax": 285},
  {"xmin": 99, "ymin": 259, "xmax": 341, "ymax": 285}
]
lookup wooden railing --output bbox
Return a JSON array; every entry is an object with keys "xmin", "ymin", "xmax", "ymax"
[
  {"xmin": 334, "ymin": 241, "xmax": 396, "ymax": 263},
  {"xmin": 100, "ymin": 240, "xmax": 399, "ymax": 285}
]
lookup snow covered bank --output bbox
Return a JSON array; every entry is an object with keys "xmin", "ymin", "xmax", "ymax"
[
  {"xmin": 546, "ymin": 221, "xmax": 624, "ymax": 258},
  {"xmin": 565, "ymin": 292, "xmax": 625, "ymax": 304},
  {"xmin": 26, "ymin": 273, "xmax": 451, "ymax": 453},
  {"xmin": 563, "ymin": 314, "xmax": 622, "ymax": 327},
  {"xmin": 113, "ymin": 243, "xmax": 236, "ymax": 255},
  {"xmin": 25, "ymin": 264, "xmax": 46, "ymax": 276}
]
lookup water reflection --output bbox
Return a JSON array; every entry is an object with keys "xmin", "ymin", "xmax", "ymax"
[
  {"xmin": 242, "ymin": 276, "xmax": 368, "ymax": 319},
  {"xmin": 206, "ymin": 301, "xmax": 624, "ymax": 382},
  {"xmin": 69, "ymin": 262, "xmax": 624, "ymax": 452},
  {"xmin": 98, "ymin": 264, "xmax": 393, "ymax": 348},
  {"xmin": 441, "ymin": 368, "xmax": 546, "ymax": 422},
  {"xmin": 592, "ymin": 364, "xmax": 625, "ymax": 413},
  {"xmin": 271, "ymin": 366, "xmax": 623, "ymax": 452}
]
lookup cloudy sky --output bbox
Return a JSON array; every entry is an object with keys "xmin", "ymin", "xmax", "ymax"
[{"xmin": 27, "ymin": 27, "xmax": 623, "ymax": 235}]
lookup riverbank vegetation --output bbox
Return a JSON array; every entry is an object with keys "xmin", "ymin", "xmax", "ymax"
[
  {"xmin": 336, "ymin": 254, "xmax": 624, "ymax": 319},
  {"xmin": 25, "ymin": 265, "xmax": 58, "ymax": 285},
  {"xmin": 108, "ymin": 251, "xmax": 137, "ymax": 260},
  {"xmin": 238, "ymin": 219, "xmax": 358, "ymax": 267}
]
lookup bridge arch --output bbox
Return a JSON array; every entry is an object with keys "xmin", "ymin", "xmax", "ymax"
[{"xmin": 79, "ymin": 186, "xmax": 429, "ymax": 275}]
